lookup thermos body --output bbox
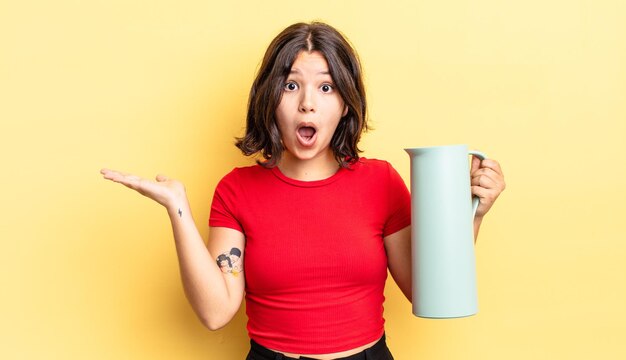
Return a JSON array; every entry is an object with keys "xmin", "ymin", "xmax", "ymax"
[{"xmin": 405, "ymin": 144, "xmax": 485, "ymax": 318}]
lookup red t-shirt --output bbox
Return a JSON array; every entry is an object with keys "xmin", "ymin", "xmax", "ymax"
[{"xmin": 209, "ymin": 158, "xmax": 411, "ymax": 354}]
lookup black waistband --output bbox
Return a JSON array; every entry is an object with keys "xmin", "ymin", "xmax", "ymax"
[{"xmin": 249, "ymin": 334, "xmax": 387, "ymax": 360}]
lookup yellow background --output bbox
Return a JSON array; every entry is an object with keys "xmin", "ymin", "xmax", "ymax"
[{"xmin": 2, "ymin": 0, "xmax": 625, "ymax": 358}]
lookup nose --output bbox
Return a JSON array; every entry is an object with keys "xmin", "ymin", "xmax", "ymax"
[{"xmin": 298, "ymin": 87, "xmax": 315, "ymax": 113}]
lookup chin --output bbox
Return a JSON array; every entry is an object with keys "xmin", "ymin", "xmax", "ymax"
[{"xmin": 286, "ymin": 147, "xmax": 330, "ymax": 162}]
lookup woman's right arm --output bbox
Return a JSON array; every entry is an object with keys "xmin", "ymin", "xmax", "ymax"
[{"xmin": 100, "ymin": 169, "xmax": 245, "ymax": 330}]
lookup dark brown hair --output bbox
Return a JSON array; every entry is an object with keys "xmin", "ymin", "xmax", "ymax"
[{"xmin": 235, "ymin": 22, "xmax": 368, "ymax": 168}]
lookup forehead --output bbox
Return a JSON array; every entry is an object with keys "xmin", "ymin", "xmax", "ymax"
[{"xmin": 289, "ymin": 50, "xmax": 330, "ymax": 74}]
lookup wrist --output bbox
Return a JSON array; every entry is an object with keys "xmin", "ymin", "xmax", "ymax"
[
  {"xmin": 473, "ymin": 215, "xmax": 484, "ymax": 226},
  {"xmin": 166, "ymin": 193, "xmax": 190, "ymax": 218}
]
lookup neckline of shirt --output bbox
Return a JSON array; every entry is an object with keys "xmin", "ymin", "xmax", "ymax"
[{"xmin": 269, "ymin": 160, "xmax": 361, "ymax": 188}]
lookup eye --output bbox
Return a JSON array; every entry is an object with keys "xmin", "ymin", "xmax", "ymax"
[
  {"xmin": 320, "ymin": 84, "xmax": 334, "ymax": 93},
  {"xmin": 284, "ymin": 81, "xmax": 298, "ymax": 91}
]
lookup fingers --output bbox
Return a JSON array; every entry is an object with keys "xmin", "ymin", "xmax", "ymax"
[
  {"xmin": 471, "ymin": 185, "xmax": 492, "ymax": 199},
  {"xmin": 101, "ymin": 168, "xmax": 133, "ymax": 179},
  {"xmin": 100, "ymin": 168, "xmax": 144, "ymax": 189},
  {"xmin": 471, "ymin": 185, "xmax": 500, "ymax": 210},
  {"xmin": 471, "ymin": 159, "xmax": 505, "ymax": 187},
  {"xmin": 471, "ymin": 172, "xmax": 503, "ymax": 208},
  {"xmin": 476, "ymin": 159, "xmax": 503, "ymax": 176},
  {"xmin": 470, "ymin": 155, "xmax": 482, "ymax": 173},
  {"xmin": 100, "ymin": 168, "xmax": 116, "ymax": 179},
  {"xmin": 100, "ymin": 168, "xmax": 125, "ymax": 182},
  {"xmin": 469, "ymin": 156, "xmax": 505, "ymax": 217},
  {"xmin": 471, "ymin": 170, "xmax": 498, "ymax": 188}
]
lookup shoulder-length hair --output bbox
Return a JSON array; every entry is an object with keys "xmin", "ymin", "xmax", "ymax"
[{"xmin": 235, "ymin": 22, "xmax": 368, "ymax": 168}]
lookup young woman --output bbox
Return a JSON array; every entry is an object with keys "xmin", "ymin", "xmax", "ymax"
[{"xmin": 101, "ymin": 22, "xmax": 505, "ymax": 360}]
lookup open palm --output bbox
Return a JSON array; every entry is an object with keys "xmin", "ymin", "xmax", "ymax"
[{"xmin": 100, "ymin": 168, "xmax": 186, "ymax": 209}]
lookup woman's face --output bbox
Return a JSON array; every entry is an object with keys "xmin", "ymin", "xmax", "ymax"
[{"xmin": 275, "ymin": 50, "xmax": 348, "ymax": 167}]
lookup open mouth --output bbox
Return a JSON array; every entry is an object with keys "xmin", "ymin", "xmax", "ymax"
[
  {"xmin": 298, "ymin": 126, "xmax": 315, "ymax": 140},
  {"xmin": 296, "ymin": 125, "xmax": 317, "ymax": 146}
]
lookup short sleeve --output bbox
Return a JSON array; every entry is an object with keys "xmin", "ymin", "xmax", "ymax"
[
  {"xmin": 383, "ymin": 162, "xmax": 411, "ymax": 237},
  {"xmin": 208, "ymin": 170, "xmax": 244, "ymax": 232}
]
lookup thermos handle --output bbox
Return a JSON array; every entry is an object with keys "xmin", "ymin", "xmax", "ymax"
[{"xmin": 468, "ymin": 150, "xmax": 488, "ymax": 217}]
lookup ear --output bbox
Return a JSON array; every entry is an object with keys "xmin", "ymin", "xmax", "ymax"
[{"xmin": 342, "ymin": 104, "xmax": 349, "ymax": 117}]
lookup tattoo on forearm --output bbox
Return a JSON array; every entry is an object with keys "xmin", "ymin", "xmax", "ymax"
[
  {"xmin": 178, "ymin": 208, "xmax": 182, "ymax": 218},
  {"xmin": 216, "ymin": 247, "xmax": 243, "ymax": 276}
]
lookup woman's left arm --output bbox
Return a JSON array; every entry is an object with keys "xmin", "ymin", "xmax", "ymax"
[
  {"xmin": 384, "ymin": 226, "xmax": 413, "ymax": 301},
  {"xmin": 384, "ymin": 157, "xmax": 505, "ymax": 302}
]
